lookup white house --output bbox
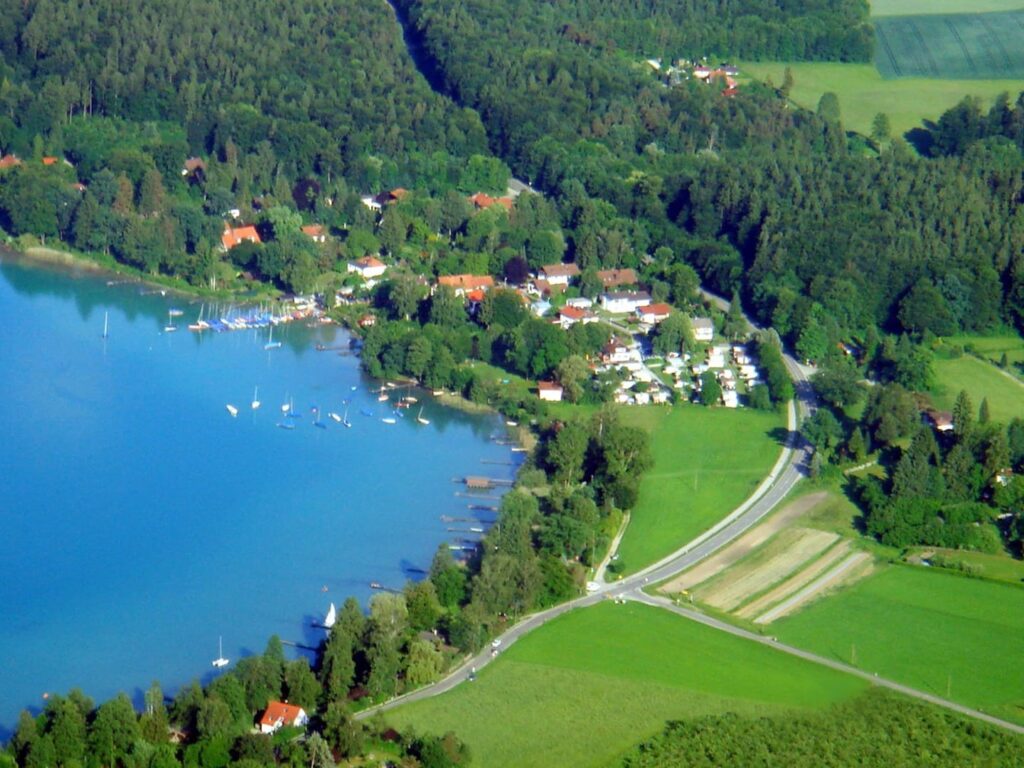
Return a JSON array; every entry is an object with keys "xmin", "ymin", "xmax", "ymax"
[
  {"xmin": 539, "ymin": 262, "xmax": 580, "ymax": 286},
  {"xmin": 722, "ymin": 389, "xmax": 739, "ymax": 408},
  {"xmin": 557, "ymin": 305, "xmax": 597, "ymax": 329},
  {"xmin": 347, "ymin": 256, "xmax": 387, "ymax": 280},
  {"xmin": 565, "ymin": 296, "xmax": 593, "ymax": 309},
  {"xmin": 708, "ymin": 345, "xmax": 728, "ymax": 369},
  {"xmin": 538, "ymin": 381, "xmax": 564, "ymax": 402},
  {"xmin": 600, "ymin": 291, "xmax": 652, "ymax": 314},
  {"xmin": 692, "ymin": 317, "xmax": 714, "ymax": 342},
  {"xmin": 602, "ymin": 338, "xmax": 635, "ymax": 365},
  {"xmin": 635, "ymin": 302, "xmax": 672, "ymax": 324},
  {"xmin": 259, "ymin": 702, "xmax": 309, "ymax": 734}
]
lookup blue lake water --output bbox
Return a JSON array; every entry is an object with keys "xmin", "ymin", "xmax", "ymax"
[{"xmin": 0, "ymin": 254, "xmax": 515, "ymax": 734}]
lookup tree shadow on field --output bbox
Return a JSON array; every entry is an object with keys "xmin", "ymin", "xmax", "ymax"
[
  {"xmin": 904, "ymin": 122, "xmax": 936, "ymax": 156},
  {"xmin": 768, "ymin": 426, "xmax": 795, "ymax": 447}
]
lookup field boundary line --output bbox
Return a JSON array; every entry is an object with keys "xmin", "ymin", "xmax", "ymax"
[
  {"xmin": 944, "ymin": 18, "xmax": 977, "ymax": 74},
  {"xmin": 754, "ymin": 552, "xmax": 870, "ymax": 624}
]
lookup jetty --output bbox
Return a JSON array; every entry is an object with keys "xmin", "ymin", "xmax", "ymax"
[
  {"xmin": 369, "ymin": 581, "xmax": 401, "ymax": 594},
  {"xmin": 481, "ymin": 459, "xmax": 515, "ymax": 466},
  {"xmin": 457, "ymin": 476, "xmax": 514, "ymax": 490},
  {"xmin": 281, "ymin": 639, "xmax": 319, "ymax": 652}
]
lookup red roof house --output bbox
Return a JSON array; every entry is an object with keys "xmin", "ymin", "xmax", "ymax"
[
  {"xmin": 259, "ymin": 701, "xmax": 309, "ymax": 734},
  {"xmin": 0, "ymin": 154, "xmax": 22, "ymax": 170},
  {"xmin": 301, "ymin": 224, "xmax": 327, "ymax": 243},
  {"xmin": 597, "ymin": 268, "xmax": 638, "ymax": 288},
  {"xmin": 469, "ymin": 192, "xmax": 514, "ymax": 212},
  {"xmin": 221, "ymin": 225, "xmax": 262, "ymax": 251},
  {"xmin": 636, "ymin": 303, "xmax": 672, "ymax": 324},
  {"xmin": 437, "ymin": 274, "xmax": 495, "ymax": 295}
]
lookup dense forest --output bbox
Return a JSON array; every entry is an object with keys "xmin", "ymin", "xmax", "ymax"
[{"xmin": 620, "ymin": 690, "xmax": 1024, "ymax": 767}]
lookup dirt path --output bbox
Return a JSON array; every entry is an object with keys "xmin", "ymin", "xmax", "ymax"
[
  {"xmin": 660, "ymin": 491, "xmax": 829, "ymax": 593},
  {"xmin": 754, "ymin": 552, "xmax": 872, "ymax": 624}
]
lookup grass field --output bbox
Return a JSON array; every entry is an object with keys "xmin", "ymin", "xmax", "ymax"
[
  {"xmin": 875, "ymin": 10, "xmax": 1024, "ymax": 80},
  {"xmin": 871, "ymin": 0, "xmax": 1024, "ymax": 15},
  {"xmin": 613, "ymin": 406, "xmax": 785, "ymax": 574},
  {"xmin": 387, "ymin": 602, "xmax": 867, "ymax": 767},
  {"xmin": 947, "ymin": 332, "xmax": 1024, "ymax": 367},
  {"xmin": 774, "ymin": 565, "xmax": 1024, "ymax": 724},
  {"xmin": 742, "ymin": 61, "xmax": 1024, "ymax": 137},
  {"xmin": 930, "ymin": 355, "xmax": 1024, "ymax": 424}
]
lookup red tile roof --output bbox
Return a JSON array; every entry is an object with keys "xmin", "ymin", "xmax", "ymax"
[
  {"xmin": 466, "ymin": 289, "xmax": 486, "ymax": 303},
  {"xmin": 638, "ymin": 302, "xmax": 672, "ymax": 317},
  {"xmin": 469, "ymin": 192, "xmax": 514, "ymax": 211},
  {"xmin": 41, "ymin": 156, "xmax": 59, "ymax": 166},
  {"xmin": 259, "ymin": 701, "xmax": 306, "ymax": 730},
  {"xmin": 221, "ymin": 225, "xmax": 262, "ymax": 250},
  {"xmin": 559, "ymin": 305, "xmax": 587, "ymax": 320},
  {"xmin": 538, "ymin": 381, "xmax": 563, "ymax": 391},
  {"xmin": 301, "ymin": 224, "xmax": 325, "ymax": 239},
  {"xmin": 597, "ymin": 268, "xmax": 638, "ymax": 287},
  {"xmin": 438, "ymin": 274, "xmax": 494, "ymax": 291},
  {"xmin": 0, "ymin": 154, "xmax": 21, "ymax": 169}
]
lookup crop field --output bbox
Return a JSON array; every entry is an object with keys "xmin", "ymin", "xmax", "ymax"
[
  {"xmin": 613, "ymin": 406, "xmax": 785, "ymax": 574},
  {"xmin": 871, "ymin": 0, "xmax": 1024, "ymax": 17},
  {"xmin": 774, "ymin": 565, "xmax": 1024, "ymax": 724},
  {"xmin": 874, "ymin": 10, "xmax": 1024, "ymax": 79},
  {"xmin": 387, "ymin": 602, "xmax": 867, "ymax": 767}
]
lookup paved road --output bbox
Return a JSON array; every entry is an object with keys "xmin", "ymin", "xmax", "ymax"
[{"xmin": 358, "ymin": 293, "xmax": 1024, "ymax": 736}]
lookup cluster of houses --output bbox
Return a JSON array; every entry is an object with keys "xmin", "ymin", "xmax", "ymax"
[
  {"xmin": 644, "ymin": 59, "xmax": 740, "ymax": 97},
  {"xmin": 682, "ymin": 342, "xmax": 762, "ymax": 408}
]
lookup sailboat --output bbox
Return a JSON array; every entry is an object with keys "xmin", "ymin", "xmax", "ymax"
[
  {"xmin": 163, "ymin": 310, "xmax": 178, "ymax": 333},
  {"xmin": 212, "ymin": 637, "xmax": 229, "ymax": 668},
  {"xmin": 417, "ymin": 406, "xmax": 430, "ymax": 426},
  {"xmin": 313, "ymin": 406, "xmax": 326, "ymax": 429},
  {"xmin": 323, "ymin": 602, "xmax": 337, "ymax": 629},
  {"xmin": 381, "ymin": 414, "xmax": 397, "ymax": 425},
  {"xmin": 251, "ymin": 386, "xmax": 261, "ymax": 410},
  {"xmin": 328, "ymin": 411, "xmax": 342, "ymax": 423},
  {"xmin": 264, "ymin": 325, "xmax": 281, "ymax": 350},
  {"xmin": 342, "ymin": 404, "xmax": 352, "ymax": 428},
  {"xmin": 377, "ymin": 386, "xmax": 390, "ymax": 403},
  {"xmin": 102, "ymin": 311, "xmax": 109, "ymax": 339},
  {"xmin": 225, "ymin": 404, "xmax": 239, "ymax": 417}
]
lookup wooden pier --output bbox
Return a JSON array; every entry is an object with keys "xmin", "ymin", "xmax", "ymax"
[{"xmin": 457, "ymin": 475, "xmax": 514, "ymax": 490}]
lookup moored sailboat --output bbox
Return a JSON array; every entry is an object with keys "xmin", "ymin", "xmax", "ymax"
[
  {"xmin": 417, "ymin": 407, "xmax": 430, "ymax": 426},
  {"xmin": 212, "ymin": 637, "xmax": 229, "ymax": 668}
]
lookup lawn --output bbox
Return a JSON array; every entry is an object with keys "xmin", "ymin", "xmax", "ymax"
[
  {"xmin": 930, "ymin": 354, "xmax": 1024, "ymax": 424},
  {"xmin": 774, "ymin": 565, "xmax": 1024, "ymax": 723},
  {"xmin": 874, "ymin": 11, "xmax": 1024, "ymax": 80},
  {"xmin": 387, "ymin": 602, "xmax": 867, "ymax": 767},
  {"xmin": 741, "ymin": 61, "xmax": 1024, "ymax": 137},
  {"xmin": 613, "ymin": 405, "xmax": 786, "ymax": 574},
  {"xmin": 871, "ymin": 0, "xmax": 1024, "ymax": 16},
  {"xmin": 946, "ymin": 332, "xmax": 1024, "ymax": 367}
]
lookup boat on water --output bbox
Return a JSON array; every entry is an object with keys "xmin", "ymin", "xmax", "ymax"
[
  {"xmin": 417, "ymin": 407, "xmax": 430, "ymax": 426},
  {"xmin": 342, "ymin": 405, "xmax": 352, "ymax": 428},
  {"xmin": 225, "ymin": 404, "xmax": 238, "ymax": 417},
  {"xmin": 403, "ymin": 395, "xmax": 418, "ymax": 404},
  {"xmin": 264, "ymin": 325, "xmax": 282, "ymax": 350},
  {"xmin": 377, "ymin": 386, "xmax": 389, "ymax": 402},
  {"xmin": 323, "ymin": 603, "xmax": 337, "ymax": 629},
  {"xmin": 102, "ymin": 311, "xmax": 109, "ymax": 339},
  {"xmin": 212, "ymin": 637, "xmax": 229, "ymax": 668},
  {"xmin": 251, "ymin": 386, "xmax": 261, "ymax": 410},
  {"xmin": 506, "ymin": 420, "xmax": 518, "ymax": 427},
  {"xmin": 329, "ymin": 412, "xmax": 342, "ymax": 423},
  {"xmin": 381, "ymin": 416, "xmax": 397, "ymax": 425},
  {"xmin": 168, "ymin": 308, "xmax": 184, "ymax": 317},
  {"xmin": 277, "ymin": 420, "xmax": 295, "ymax": 430},
  {"xmin": 395, "ymin": 401, "xmax": 410, "ymax": 409},
  {"xmin": 164, "ymin": 309, "xmax": 178, "ymax": 333}
]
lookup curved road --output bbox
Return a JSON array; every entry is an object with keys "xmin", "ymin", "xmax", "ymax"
[{"xmin": 358, "ymin": 299, "xmax": 1024, "ymax": 735}]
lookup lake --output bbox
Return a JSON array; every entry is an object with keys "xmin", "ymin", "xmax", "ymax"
[{"xmin": 0, "ymin": 254, "xmax": 516, "ymax": 734}]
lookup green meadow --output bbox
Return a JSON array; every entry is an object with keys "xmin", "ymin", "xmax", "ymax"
[
  {"xmin": 930, "ymin": 355, "xmax": 1024, "ymax": 424},
  {"xmin": 774, "ymin": 565, "xmax": 1024, "ymax": 724},
  {"xmin": 741, "ymin": 61, "xmax": 1024, "ymax": 137},
  {"xmin": 387, "ymin": 602, "xmax": 867, "ymax": 767},
  {"xmin": 871, "ymin": 0, "xmax": 1024, "ymax": 16},
  {"xmin": 613, "ymin": 406, "xmax": 785, "ymax": 574}
]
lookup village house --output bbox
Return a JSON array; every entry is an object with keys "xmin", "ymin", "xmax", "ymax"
[
  {"xmin": 636, "ymin": 302, "xmax": 672, "ymax": 324},
  {"xmin": 597, "ymin": 268, "xmax": 638, "ymax": 289},
  {"xmin": 469, "ymin": 192, "xmax": 514, "ymax": 212},
  {"xmin": 301, "ymin": 224, "xmax": 327, "ymax": 243},
  {"xmin": 259, "ymin": 701, "xmax": 309, "ymax": 735},
  {"xmin": 220, "ymin": 224, "xmax": 261, "ymax": 251},
  {"xmin": 347, "ymin": 255, "xmax": 387, "ymax": 280},
  {"xmin": 600, "ymin": 290, "xmax": 652, "ymax": 314},
  {"xmin": 557, "ymin": 304, "xmax": 597, "ymax": 329},
  {"xmin": 437, "ymin": 274, "xmax": 495, "ymax": 296},
  {"xmin": 565, "ymin": 296, "xmax": 593, "ymax": 309},
  {"xmin": 926, "ymin": 410, "xmax": 955, "ymax": 433},
  {"xmin": 539, "ymin": 262, "xmax": 580, "ymax": 286},
  {"xmin": 0, "ymin": 154, "xmax": 22, "ymax": 169},
  {"xmin": 707, "ymin": 344, "xmax": 730, "ymax": 369},
  {"xmin": 601, "ymin": 338, "xmax": 635, "ymax": 365},
  {"xmin": 537, "ymin": 381, "xmax": 564, "ymax": 402},
  {"xmin": 692, "ymin": 317, "xmax": 714, "ymax": 343}
]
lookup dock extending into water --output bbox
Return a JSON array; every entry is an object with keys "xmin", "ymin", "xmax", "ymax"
[{"xmin": 457, "ymin": 475, "xmax": 514, "ymax": 490}]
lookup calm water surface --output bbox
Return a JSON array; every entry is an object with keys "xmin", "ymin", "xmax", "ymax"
[{"xmin": 0, "ymin": 255, "xmax": 515, "ymax": 733}]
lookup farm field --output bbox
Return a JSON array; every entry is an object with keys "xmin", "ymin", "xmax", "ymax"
[
  {"xmin": 946, "ymin": 332, "xmax": 1024, "ymax": 368},
  {"xmin": 741, "ymin": 61, "xmax": 1024, "ymax": 137},
  {"xmin": 613, "ymin": 405, "xmax": 785, "ymax": 574},
  {"xmin": 774, "ymin": 565, "xmax": 1024, "ymax": 724},
  {"xmin": 872, "ymin": 0, "xmax": 1024, "ymax": 14},
  {"xmin": 930, "ymin": 354, "xmax": 1024, "ymax": 424},
  {"xmin": 874, "ymin": 10, "xmax": 1024, "ymax": 80},
  {"xmin": 387, "ymin": 602, "xmax": 867, "ymax": 768}
]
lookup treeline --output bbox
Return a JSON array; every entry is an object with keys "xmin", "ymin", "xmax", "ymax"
[
  {"xmin": 619, "ymin": 690, "xmax": 1024, "ymax": 767},
  {"xmin": 2, "ymin": 633, "xmax": 471, "ymax": 768},
  {"xmin": 394, "ymin": 0, "xmax": 1024, "ymax": 347}
]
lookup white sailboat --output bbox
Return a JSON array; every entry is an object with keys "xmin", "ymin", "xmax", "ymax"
[
  {"xmin": 264, "ymin": 325, "xmax": 281, "ymax": 350},
  {"xmin": 225, "ymin": 404, "xmax": 238, "ymax": 417},
  {"xmin": 377, "ymin": 386, "xmax": 389, "ymax": 403},
  {"xmin": 342, "ymin": 404, "xmax": 352, "ymax": 428},
  {"xmin": 102, "ymin": 311, "xmax": 109, "ymax": 339},
  {"xmin": 417, "ymin": 407, "xmax": 430, "ymax": 426},
  {"xmin": 324, "ymin": 602, "xmax": 337, "ymax": 628},
  {"xmin": 212, "ymin": 637, "xmax": 229, "ymax": 668},
  {"xmin": 329, "ymin": 411, "xmax": 342, "ymax": 423},
  {"xmin": 251, "ymin": 386, "xmax": 261, "ymax": 410}
]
